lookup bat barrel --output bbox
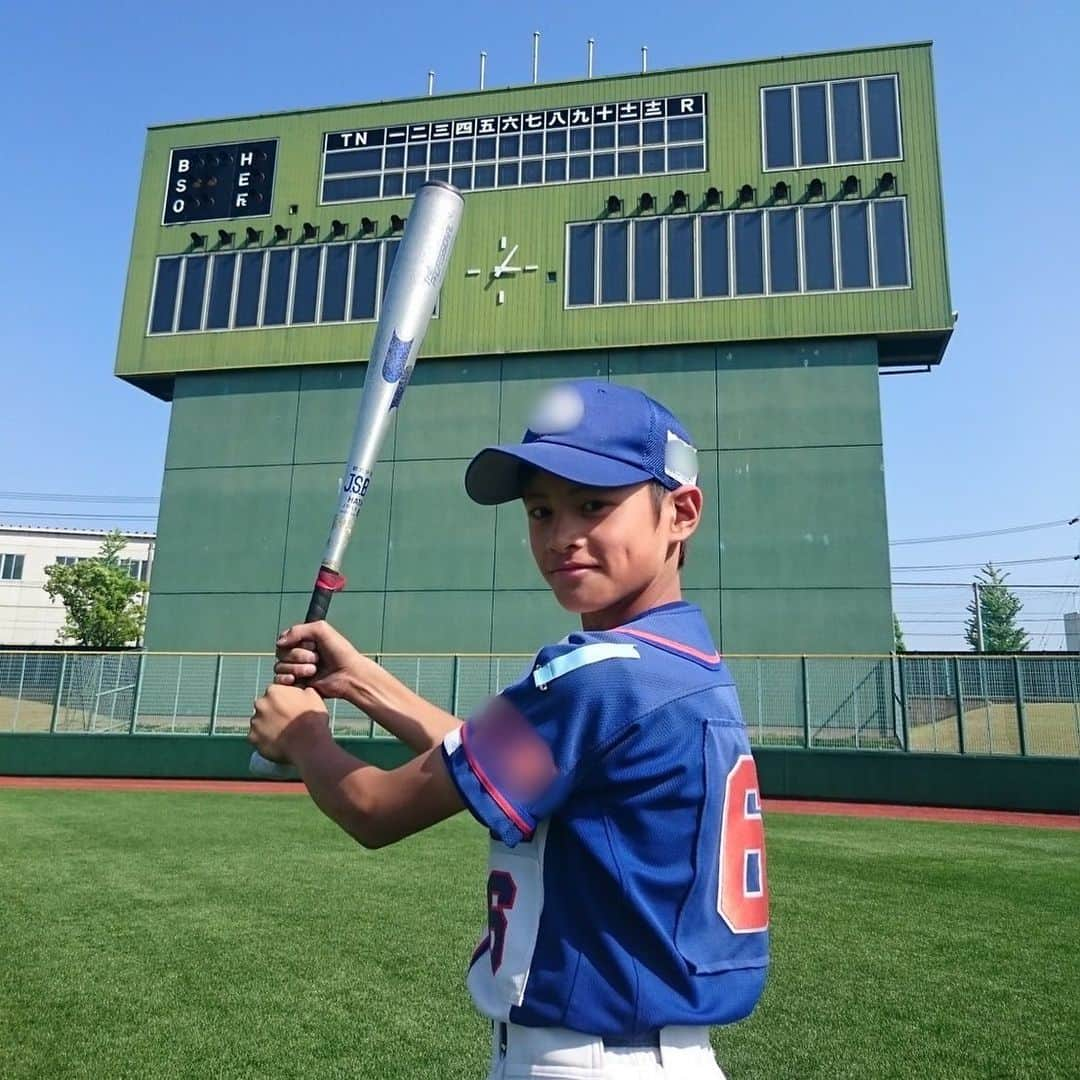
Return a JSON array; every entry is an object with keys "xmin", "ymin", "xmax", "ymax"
[
  {"xmin": 321, "ymin": 182, "xmax": 464, "ymax": 573},
  {"xmin": 248, "ymin": 182, "xmax": 464, "ymax": 781}
]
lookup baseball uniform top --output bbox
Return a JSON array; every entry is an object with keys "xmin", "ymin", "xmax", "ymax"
[{"xmin": 441, "ymin": 600, "xmax": 769, "ymax": 1040}]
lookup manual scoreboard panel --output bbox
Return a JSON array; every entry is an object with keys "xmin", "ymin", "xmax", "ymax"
[
  {"xmin": 162, "ymin": 139, "xmax": 277, "ymax": 225},
  {"xmin": 125, "ymin": 42, "xmax": 951, "ymax": 377}
]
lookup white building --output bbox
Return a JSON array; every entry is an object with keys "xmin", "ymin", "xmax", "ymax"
[
  {"xmin": 0, "ymin": 525, "xmax": 155, "ymax": 646},
  {"xmin": 1066, "ymin": 612, "xmax": 1080, "ymax": 653}
]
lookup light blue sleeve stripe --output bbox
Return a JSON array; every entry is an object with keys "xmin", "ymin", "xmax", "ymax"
[{"xmin": 532, "ymin": 643, "xmax": 640, "ymax": 690}]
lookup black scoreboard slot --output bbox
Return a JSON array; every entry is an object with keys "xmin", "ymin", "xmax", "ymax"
[{"xmin": 163, "ymin": 139, "xmax": 277, "ymax": 225}]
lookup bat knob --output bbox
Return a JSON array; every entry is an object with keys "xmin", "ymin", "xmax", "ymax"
[{"xmin": 249, "ymin": 750, "xmax": 299, "ymax": 780}]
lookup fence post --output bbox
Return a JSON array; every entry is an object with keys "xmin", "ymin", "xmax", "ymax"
[
  {"xmin": 1013, "ymin": 656, "xmax": 1028, "ymax": 757},
  {"xmin": 952, "ymin": 656, "xmax": 966, "ymax": 755},
  {"xmin": 978, "ymin": 657, "xmax": 992, "ymax": 754},
  {"xmin": 372, "ymin": 655, "xmax": 381, "ymax": 737},
  {"xmin": 1071, "ymin": 660, "xmax": 1080, "ymax": 757},
  {"xmin": 209, "ymin": 654, "xmax": 224, "ymax": 736},
  {"xmin": 172, "ymin": 655, "xmax": 183, "ymax": 732},
  {"xmin": 129, "ymin": 653, "xmax": 146, "ymax": 734},
  {"xmin": 450, "ymin": 655, "xmax": 460, "ymax": 716},
  {"xmin": 109, "ymin": 656, "xmax": 123, "ymax": 727},
  {"xmin": 801, "ymin": 656, "xmax": 811, "ymax": 749},
  {"xmin": 91, "ymin": 654, "xmax": 107, "ymax": 733},
  {"xmin": 852, "ymin": 665, "xmax": 860, "ymax": 750},
  {"xmin": 50, "ymin": 654, "xmax": 69, "ymax": 733},
  {"xmin": 887, "ymin": 656, "xmax": 898, "ymax": 749},
  {"xmin": 14, "ymin": 653, "xmax": 27, "ymax": 730},
  {"xmin": 756, "ymin": 659, "xmax": 764, "ymax": 745},
  {"xmin": 897, "ymin": 656, "xmax": 910, "ymax": 750}
]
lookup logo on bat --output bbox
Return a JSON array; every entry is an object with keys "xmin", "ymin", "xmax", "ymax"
[
  {"xmin": 390, "ymin": 365, "xmax": 413, "ymax": 411},
  {"xmin": 381, "ymin": 332, "xmax": 413, "ymax": 384},
  {"xmin": 343, "ymin": 470, "xmax": 371, "ymax": 500}
]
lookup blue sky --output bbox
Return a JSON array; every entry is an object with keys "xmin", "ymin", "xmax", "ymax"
[{"xmin": 1, "ymin": 1, "xmax": 1077, "ymax": 648}]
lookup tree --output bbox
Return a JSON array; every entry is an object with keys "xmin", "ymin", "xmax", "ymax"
[
  {"xmin": 43, "ymin": 531, "xmax": 147, "ymax": 647},
  {"xmin": 964, "ymin": 563, "xmax": 1029, "ymax": 653},
  {"xmin": 893, "ymin": 614, "xmax": 907, "ymax": 653}
]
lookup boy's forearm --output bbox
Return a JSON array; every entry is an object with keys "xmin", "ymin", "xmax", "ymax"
[
  {"xmin": 343, "ymin": 666, "xmax": 461, "ymax": 753},
  {"xmin": 288, "ymin": 730, "xmax": 381, "ymax": 847},
  {"xmin": 282, "ymin": 716, "xmax": 463, "ymax": 850}
]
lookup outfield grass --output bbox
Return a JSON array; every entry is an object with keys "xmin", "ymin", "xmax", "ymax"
[{"xmin": 1, "ymin": 792, "xmax": 1077, "ymax": 1080}]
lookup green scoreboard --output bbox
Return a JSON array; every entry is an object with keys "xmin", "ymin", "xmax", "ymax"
[{"xmin": 116, "ymin": 41, "xmax": 952, "ymax": 657}]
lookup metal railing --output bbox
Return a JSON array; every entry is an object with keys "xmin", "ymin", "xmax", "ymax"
[{"xmin": 1, "ymin": 650, "xmax": 1078, "ymax": 759}]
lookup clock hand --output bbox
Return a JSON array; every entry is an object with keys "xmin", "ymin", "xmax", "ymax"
[{"xmin": 496, "ymin": 244, "xmax": 519, "ymax": 272}]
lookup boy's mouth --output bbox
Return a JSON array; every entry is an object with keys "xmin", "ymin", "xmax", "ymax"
[{"xmin": 549, "ymin": 561, "xmax": 597, "ymax": 576}]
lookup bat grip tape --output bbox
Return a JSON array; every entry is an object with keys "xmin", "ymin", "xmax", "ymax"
[
  {"xmin": 248, "ymin": 568, "xmax": 346, "ymax": 780},
  {"xmin": 306, "ymin": 569, "xmax": 347, "ymax": 623}
]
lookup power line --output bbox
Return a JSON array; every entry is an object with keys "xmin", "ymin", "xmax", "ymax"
[
  {"xmin": 893, "ymin": 583, "xmax": 1079, "ymax": 589},
  {"xmin": 0, "ymin": 511, "xmax": 158, "ymax": 522},
  {"xmin": 0, "ymin": 492, "xmax": 159, "ymax": 504},
  {"xmin": 895, "ymin": 609, "xmax": 1068, "ymax": 617},
  {"xmin": 893, "ymin": 555, "xmax": 1079, "ymax": 572},
  {"xmin": 900, "ymin": 618, "xmax": 1069, "ymax": 627},
  {"xmin": 890, "ymin": 517, "xmax": 1078, "ymax": 546},
  {"xmin": 1038, "ymin": 565, "xmax": 1079, "ymax": 650}
]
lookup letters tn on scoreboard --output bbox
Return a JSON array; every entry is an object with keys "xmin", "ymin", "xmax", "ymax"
[{"xmin": 163, "ymin": 140, "xmax": 277, "ymax": 225}]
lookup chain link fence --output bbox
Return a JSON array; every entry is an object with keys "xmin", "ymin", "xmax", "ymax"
[{"xmin": 1, "ymin": 650, "xmax": 1078, "ymax": 758}]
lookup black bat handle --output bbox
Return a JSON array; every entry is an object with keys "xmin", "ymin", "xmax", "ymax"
[
  {"xmin": 249, "ymin": 567, "xmax": 346, "ymax": 779},
  {"xmin": 304, "ymin": 567, "xmax": 347, "ymax": 625},
  {"xmin": 305, "ymin": 584, "xmax": 334, "ymax": 624}
]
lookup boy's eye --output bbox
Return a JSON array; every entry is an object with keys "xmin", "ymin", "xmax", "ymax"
[
  {"xmin": 582, "ymin": 499, "xmax": 608, "ymax": 513},
  {"xmin": 526, "ymin": 506, "xmax": 550, "ymax": 521}
]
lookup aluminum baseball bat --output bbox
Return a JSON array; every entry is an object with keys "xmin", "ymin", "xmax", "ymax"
[{"xmin": 251, "ymin": 181, "xmax": 464, "ymax": 778}]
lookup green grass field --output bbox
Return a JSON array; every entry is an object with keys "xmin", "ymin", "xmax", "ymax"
[{"xmin": 1, "ymin": 791, "xmax": 1077, "ymax": 1080}]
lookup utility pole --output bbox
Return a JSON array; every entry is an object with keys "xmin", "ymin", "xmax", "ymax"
[{"xmin": 973, "ymin": 582, "xmax": 986, "ymax": 651}]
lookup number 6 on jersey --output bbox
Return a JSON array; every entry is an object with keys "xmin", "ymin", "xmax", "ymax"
[{"xmin": 718, "ymin": 754, "xmax": 769, "ymax": 934}]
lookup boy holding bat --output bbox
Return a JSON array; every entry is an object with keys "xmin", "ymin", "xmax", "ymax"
[{"xmin": 250, "ymin": 379, "xmax": 769, "ymax": 1078}]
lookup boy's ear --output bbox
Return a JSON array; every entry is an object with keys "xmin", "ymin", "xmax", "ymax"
[{"xmin": 668, "ymin": 485, "xmax": 703, "ymax": 541}]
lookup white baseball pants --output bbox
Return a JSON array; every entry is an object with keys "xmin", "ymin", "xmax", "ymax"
[{"xmin": 485, "ymin": 1022, "xmax": 728, "ymax": 1079}]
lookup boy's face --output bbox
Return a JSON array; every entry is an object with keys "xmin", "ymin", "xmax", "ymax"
[{"xmin": 521, "ymin": 470, "xmax": 697, "ymax": 626}]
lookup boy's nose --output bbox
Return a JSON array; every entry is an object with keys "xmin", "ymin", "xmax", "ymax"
[{"xmin": 547, "ymin": 514, "xmax": 584, "ymax": 553}]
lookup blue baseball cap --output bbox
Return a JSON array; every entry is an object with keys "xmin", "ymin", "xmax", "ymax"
[{"xmin": 465, "ymin": 380, "xmax": 699, "ymax": 505}]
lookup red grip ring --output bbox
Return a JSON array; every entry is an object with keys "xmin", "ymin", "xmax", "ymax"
[{"xmin": 315, "ymin": 569, "xmax": 347, "ymax": 593}]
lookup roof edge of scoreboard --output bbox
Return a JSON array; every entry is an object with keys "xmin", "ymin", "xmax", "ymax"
[
  {"xmin": 146, "ymin": 39, "xmax": 935, "ymax": 132},
  {"xmin": 117, "ymin": 326, "xmax": 954, "ymax": 403}
]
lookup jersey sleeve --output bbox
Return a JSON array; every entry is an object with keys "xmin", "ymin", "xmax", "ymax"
[{"xmin": 441, "ymin": 638, "xmax": 640, "ymax": 846}]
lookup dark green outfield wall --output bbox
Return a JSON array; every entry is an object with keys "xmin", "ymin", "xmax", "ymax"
[
  {"xmin": 3, "ymin": 736, "xmax": 1075, "ymax": 814},
  {"xmin": 144, "ymin": 338, "xmax": 891, "ymax": 656},
  {"xmin": 0, "ymin": 733, "xmax": 409, "ymax": 778}
]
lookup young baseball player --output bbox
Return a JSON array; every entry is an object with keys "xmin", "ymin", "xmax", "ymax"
[{"xmin": 251, "ymin": 379, "xmax": 769, "ymax": 1078}]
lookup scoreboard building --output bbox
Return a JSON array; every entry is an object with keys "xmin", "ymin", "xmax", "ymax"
[{"xmin": 116, "ymin": 41, "xmax": 952, "ymax": 657}]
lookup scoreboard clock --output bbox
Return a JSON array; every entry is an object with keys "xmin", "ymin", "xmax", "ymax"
[{"xmin": 162, "ymin": 139, "xmax": 277, "ymax": 225}]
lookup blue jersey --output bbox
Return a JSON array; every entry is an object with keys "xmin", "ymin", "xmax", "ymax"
[{"xmin": 441, "ymin": 601, "xmax": 769, "ymax": 1039}]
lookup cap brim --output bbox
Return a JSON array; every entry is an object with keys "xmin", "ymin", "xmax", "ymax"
[{"xmin": 465, "ymin": 443, "xmax": 654, "ymax": 505}]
